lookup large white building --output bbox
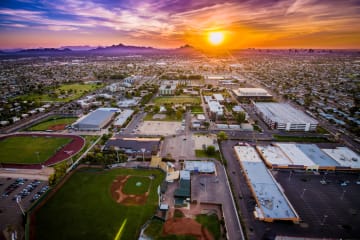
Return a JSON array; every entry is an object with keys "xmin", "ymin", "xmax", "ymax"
[
  {"xmin": 73, "ymin": 109, "xmax": 115, "ymax": 131},
  {"xmin": 233, "ymin": 88, "xmax": 272, "ymax": 100},
  {"xmin": 254, "ymin": 102, "xmax": 318, "ymax": 131}
]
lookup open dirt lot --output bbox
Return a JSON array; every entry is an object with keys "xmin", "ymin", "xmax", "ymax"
[{"xmin": 137, "ymin": 121, "xmax": 182, "ymax": 136}]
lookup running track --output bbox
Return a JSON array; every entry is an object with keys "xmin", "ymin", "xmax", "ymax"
[{"xmin": 0, "ymin": 133, "xmax": 85, "ymax": 169}]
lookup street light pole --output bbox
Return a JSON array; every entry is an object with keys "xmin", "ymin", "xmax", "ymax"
[
  {"xmin": 16, "ymin": 196, "xmax": 25, "ymax": 216},
  {"xmin": 340, "ymin": 189, "xmax": 346, "ymax": 200},
  {"xmin": 301, "ymin": 188, "xmax": 307, "ymax": 198},
  {"xmin": 141, "ymin": 148, "xmax": 146, "ymax": 162},
  {"xmin": 320, "ymin": 214, "xmax": 328, "ymax": 225}
]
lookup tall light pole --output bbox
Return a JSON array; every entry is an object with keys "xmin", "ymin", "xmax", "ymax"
[
  {"xmin": 16, "ymin": 196, "xmax": 25, "ymax": 216},
  {"xmin": 115, "ymin": 147, "xmax": 120, "ymax": 163},
  {"xmin": 35, "ymin": 151, "xmax": 40, "ymax": 163},
  {"xmin": 301, "ymin": 188, "xmax": 307, "ymax": 199},
  {"xmin": 141, "ymin": 148, "xmax": 146, "ymax": 162},
  {"xmin": 340, "ymin": 189, "xmax": 346, "ymax": 200},
  {"xmin": 288, "ymin": 171, "xmax": 293, "ymax": 181}
]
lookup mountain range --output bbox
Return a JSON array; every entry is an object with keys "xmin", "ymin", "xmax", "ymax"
[{"xmin": 0, "ymin": 43, "xmax": 197, "ymax": 55}]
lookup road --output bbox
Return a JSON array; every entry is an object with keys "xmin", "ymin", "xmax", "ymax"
[{"xmin": 191, "ymin": 160, "xmax": 245, "ymax": 240}]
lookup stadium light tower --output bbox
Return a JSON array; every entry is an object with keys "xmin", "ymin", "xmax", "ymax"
[
  {"xmin": 35, "ymin": 151, "xmax": 40, "ymax": 162},
  {"xmin": 141, "ymin": 148, "xmax": 146, "ymax": 162}
]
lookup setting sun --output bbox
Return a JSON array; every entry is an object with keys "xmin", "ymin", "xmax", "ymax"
[{"xmin": 208, "ymin": 32, "xmax": 224, "ymax": 45}]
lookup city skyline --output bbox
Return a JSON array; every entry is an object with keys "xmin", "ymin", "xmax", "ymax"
[{"xmin": 0, "ymin": 0, "xmax": 360, "ymax": 50}]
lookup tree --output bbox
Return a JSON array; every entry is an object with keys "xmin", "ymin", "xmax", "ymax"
[
  {"xmin": 217, "ymin": 131, "xmax": 228, "ymax": 141},
  {"xmin": 206, "ymin": 145, "xmax": 216, "ymax": 156},
  {"xmin": 203, "ymin": 121, "xmax": 210, "ymax": 129},
  {"xmin": 176, "ymin": 109, "xmax": 183, "ymax": 119},
  {"xmin": 235, "ymin": 111, "xmax": 246, "ymax": 124},
  {"xmin": 153, "ymin": 105, "xmax": 160, "ymax": 113}
]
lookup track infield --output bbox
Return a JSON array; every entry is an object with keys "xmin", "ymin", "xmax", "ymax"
[
  {"xmin": 0, "ymin": 134, "xmax": 84, "ymax": 168},
  {"xmin": 32, "ymin": 168, "xmax": 165, "ymax": 240}
]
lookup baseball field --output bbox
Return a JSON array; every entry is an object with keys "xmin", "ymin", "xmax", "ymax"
[
  {"xmin": 32, "ymin": 168, "xmax": 165, "ymax": 240},
  {"xmin": 26, "ymin": 116, "xmax": 77, "ymax": 131}
]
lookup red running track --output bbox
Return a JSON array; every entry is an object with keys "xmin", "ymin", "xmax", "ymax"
[{"xmin": 0, "ymin": 133, "xmax": 85, "ymax": 169}]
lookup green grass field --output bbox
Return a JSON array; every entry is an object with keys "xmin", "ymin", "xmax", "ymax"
[
  {"xmin": 26, "ymin": 116, "xmax": 77, "ymax": 131},
  {"xmin": 15, "ymin": 83, "xmax": 103, "ymax": 102},
  {"xmin": 195, "ymin": 150, "xmax": 222, "ymax": 161},
  {"xmin": 273, "ymin": 135, "xmax": 330, "ymax": 142},
  {"xmin": 34, "ymin": 168, "xmax": 165, "ymax": 240},
  {"xmin": 153, "ymin": 96, "xmax": 200, "ymax": 105},
  {"xmin": 0, "ymin": 136, "xmax": 71, "ymax": 164},
  {"xmin": 122, "ymin": 176, "xmax": 151, "ymax": 195},
  {"xmin": 195, "ymin": 214, "xmax": 221, "ymax": 240}
]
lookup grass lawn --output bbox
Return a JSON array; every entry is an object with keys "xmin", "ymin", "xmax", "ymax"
[
  {"xmin": 195, "ymin": 150, "xmax": 222, "ymax": 161},
  {"xmin": 122, "ymin": 176, "xmax": 151, "ymax": 195},
  {"xmin": 195, "ymin": 214, "xmax": 221, "ymax": 240},
  {"xmin": 0, "ymin": 136, "xmax": 71, "ymax": 164},
  {"xmin": 153, "ymin": 96, "xmax": 200, "ymax": 105},
  {"xmin": 26, "ymin": 116, "xmax": 77, "ymax": 131},
  {"xmin": 34, "ymin": 168, "xmax": 164, "ymax": 240},
  {"xmin": 190, "ymin": 105, "xmax": 204, "ymax": 113},
  {"xmin": 15, "ymin": 83, "xmax": 103, "ymax": 102},
  {"xmin": 273, "ymin": 135, "xmax": 330, "ymax": 143}
]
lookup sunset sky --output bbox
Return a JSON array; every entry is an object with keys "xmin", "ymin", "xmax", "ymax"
[{"xmin": 0, "ymin": 0, "xmax": 359, "ymax": 49}]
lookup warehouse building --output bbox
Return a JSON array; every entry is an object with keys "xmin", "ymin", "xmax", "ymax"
[
  {"xmin": 233, "ymin": 88, "xmax": 272, "ymax": 101},
  {"xmin": 72, "ymin": 109, "xmax": 115, "ymax": 131},
  {"xmin": 234, "ymin": 145, "xmax": 299, "ymax": 223},
  {"xmin": 254, "ymin": 102, "xmax": 318, "ymax": 131},
  {"xmin": 322, "ymin": 147, "xmax": 360, "ymax": 169}
]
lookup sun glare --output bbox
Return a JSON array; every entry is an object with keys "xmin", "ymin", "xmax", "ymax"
[{"xmin": 208, "ymin": 32, "xmax": 224, "ymax": 45}]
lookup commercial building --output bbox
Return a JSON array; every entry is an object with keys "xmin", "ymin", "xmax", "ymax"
[
  {"xmin": 322, "ymin": 147, "xmax": 360, "ymax": 169},
  {"xmin": 234, "ymin": 145, "xmax": 299, "ymax": 223},
  {"xmin": 233, "ymin": 88, "xmax": 272, "ymax": 101},
  {"xmin": 254, "ymin": 102, "xmax": 318, "ymax": 131},
  {"xmin": 72, "ymin": 109, "xmax": 115, "ymax": 131},
  {"xmin": 104, "ymin": 137, "xmax": 161, "ymax": 158}
]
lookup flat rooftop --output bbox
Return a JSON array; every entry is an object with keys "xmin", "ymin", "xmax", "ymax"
[
  {"xmin": 75, "ymin": 109, "xmax": 114, "ymax": 127},
  {"xmin": 296, "ymin": 144, "xmax": 340, "ymax": 167},
  {"xmin": 114, "ymin": 109, "xmax": 134, "ymax": 126},
  {"xmin": 257, "ymin": 145, "xmax": 293, "ymax": 166},
  {"xmin": 184, "ymin": 161, "xmax": 216, "ymax": 173},
  {"xmin": 255, "ymin": 102, "xmax": 318, "ymax": 124},
  {"xmin": 322, "ymin": 147, "xmax": 360, "ymax": 169},
  {"xmin": 233, "ymin": 88, "xmax": 272, "ymax": 97},
  {"xmin": 276, "ymin": 143, "xmax": 315, "ymax": 166},
  {"xmin": 234, "ymin": 146, "xmax": 298, "ymax": 221}
]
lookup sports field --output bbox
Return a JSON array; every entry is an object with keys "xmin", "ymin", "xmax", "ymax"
[
  {"xmin": 27, "ymin": 116, "xmax": 77, "ymax": 131},
  {"xmin": 153, "ymin": 95, "xmax": 201, "ymax": 105},
  {"xmin": 15, "ymin": 83, "xmax": 103, "ymax": 102},
  {"xmin": 33, "ymin": 168, "xmax": 165, "ymax": 240},
  {"xmin": 0, "ymin": 136, "xmax": 71, "ymax": 164}
]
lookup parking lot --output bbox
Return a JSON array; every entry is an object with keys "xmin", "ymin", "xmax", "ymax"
[
  {"xmin": 0, "ymin": 177, "xmax": 49, "ymax": 237},
  {"xmin": 137, "ymin": 121, "xmax": 182, "ymax": 136},
  {"xmin": 221, "ymin": 140, "xmax": 360, "ymax": 239}
]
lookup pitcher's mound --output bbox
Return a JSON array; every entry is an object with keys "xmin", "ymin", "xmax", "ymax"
[{"xmin": 110, "ymin": 175, "xmax": 149, "ymax": 206}]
